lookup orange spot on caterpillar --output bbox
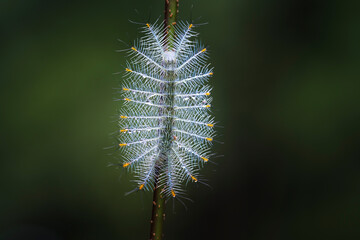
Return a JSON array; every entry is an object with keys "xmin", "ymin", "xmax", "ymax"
[
  {"xmin": 172, "ymin": 22, "xmax": 176, "ymax": 26},
  {"xmin": 207, "ymin": 123, "xmax": 214, "ymax": 127},
  {"xmin": 173, "ymin": 135, "xmax": 177, "ymax": 141},
  {"xmin": 209, "ymin": 72, "xmax": 213, "ymax": 75},
  {"xmin": 131, "ymin": 47, "xmax": 137, "ymax": 51},
  {"xmin": 206, "ymin": 137, "xmax": 213, "ymax": 142},
  {"xmin": 120, "ymin": 115, "xmax": 128, "ymax": 119},
  {"xmin": 205, "ymin": 104, "xmax": 211, "ymax": 108},
  {"xmin": 123, "ymin": 162, "xmax": 130, "ymax": 168},
  {"xmin": 125, "ymin": 68, "xmax": 132, "ymax": 72},
  {"xmin": 205, "ymin": 92, "xmax": 211, "ymax": 96},
  {"xmin": 139, "ymin": 184, "xmax": 144, "ymax": 190},
  {"xmin": 124, "ymin": 98, "xmax": 131, "ymax": 101},
  {"xmin": 120, "ymin": 129, "xmax": 128, "ymax": 132},
  {"xmin": 122, "ymin": 87, "xmax": 129, "ymax": 91},
  {"xmin": 146, "ymin": 23, "xmax": 150, "ymax": 28},
  {"xmin": 201, "ymin": 156, "xmax": 209, "ymax": 162},
  {"xmin": 119, "ymin": 143, "xmax": 127, "ymax": 147},
  {"xmin": 191, "ymin": 175, "xmax": 198, "ymax": 182},
  {"xmin": 189, "ymin": 24, "xmax": 193, "ymax": 29},
  {"xmin": 171, "ymin": 189, "xmax": 176, "ymax": 197},
  {"xmin": 201, "ymin": 48, "xmax": 207, "ymax": 52}
]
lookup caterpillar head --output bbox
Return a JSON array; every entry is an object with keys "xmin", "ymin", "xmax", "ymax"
[{"xmin": 163, "ymin": 50, "xmax": 176, "ymax": 63}]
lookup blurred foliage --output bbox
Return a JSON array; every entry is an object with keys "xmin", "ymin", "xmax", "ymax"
[{"xmin": 0, "ymin": 0, "xmax": 359, "ymax": 239}]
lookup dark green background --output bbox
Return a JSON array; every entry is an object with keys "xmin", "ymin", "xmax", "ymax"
[{"xmin": 1, "ymin": 0, "xmax": 359, "ymax": 239}]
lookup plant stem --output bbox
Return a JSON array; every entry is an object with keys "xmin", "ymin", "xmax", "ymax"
[
  {"xmin": 149, "ymin": 1, "xmax": 179, "ymax": 240},
  {"xmin": 149, "ymin": 185, "xmax": 166, "ymax": 240},
  {"xmin": 164, "ymin": 0, "xmax": 179, "ymax": 49}
]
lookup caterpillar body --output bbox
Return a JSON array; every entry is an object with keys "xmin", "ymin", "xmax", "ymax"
[{"xmin": 118, "ymin": 21, "xmax": 215, "ymax": 199}]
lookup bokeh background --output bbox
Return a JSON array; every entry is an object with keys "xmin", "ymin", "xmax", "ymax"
[{"xmin": 1, "ymin": 0, "xmax": 359, "ymax": 239}]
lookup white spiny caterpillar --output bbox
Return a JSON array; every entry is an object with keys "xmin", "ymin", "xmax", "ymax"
[{"xmin": 118, "ymin": 21, "xmax": 215, "ymax": 199}]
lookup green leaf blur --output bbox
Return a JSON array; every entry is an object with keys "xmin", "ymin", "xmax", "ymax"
[{"xmin": 1, "ymin": 0, "xmax": 359, "ymax": 239}]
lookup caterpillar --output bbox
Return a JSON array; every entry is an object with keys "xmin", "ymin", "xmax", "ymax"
[{"xmin": 118, "ymin": 20, "xmax": 215, "ymax": 199}]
